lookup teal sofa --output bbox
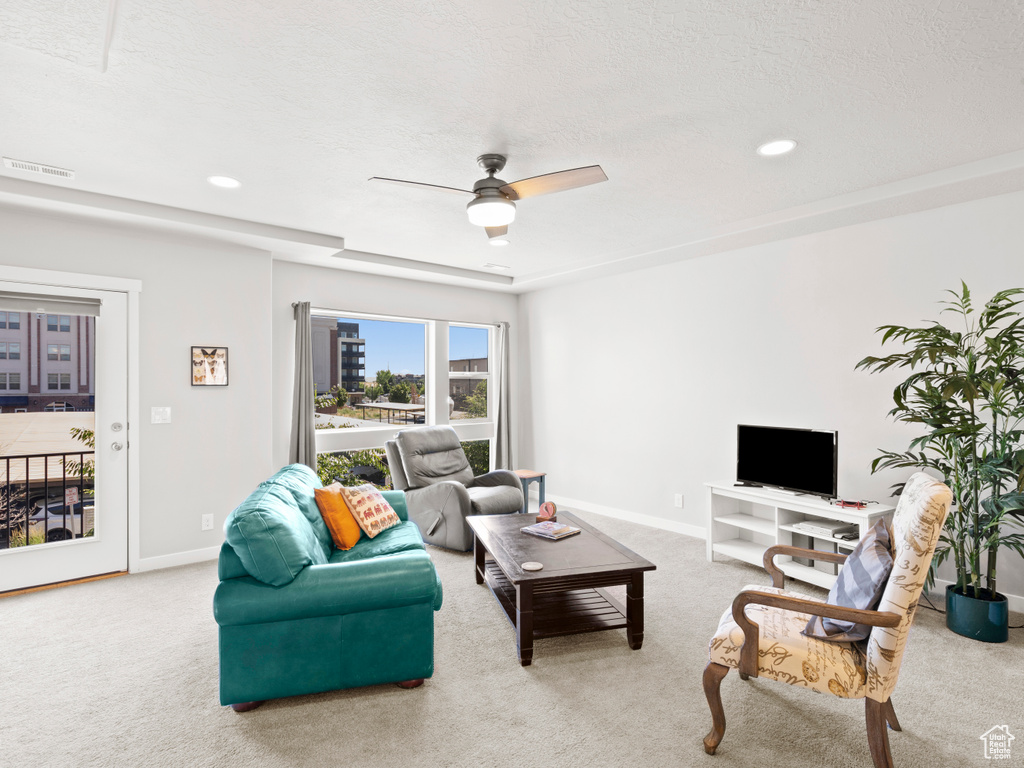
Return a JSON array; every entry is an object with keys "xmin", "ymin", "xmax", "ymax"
[{"xmin": 213, "ymin": 464, "xmax": 443, "ymax": 710}]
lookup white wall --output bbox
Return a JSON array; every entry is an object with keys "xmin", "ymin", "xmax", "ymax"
[
  {"xmin": 0, "ymin": 207, "xmax": 275, "ymax": 564},
  {"xmin": 518, "ymin": 189, "xmax": 1024, "ymax": 599},
  {"xmin": 270, "ymin": 260, "xmax": 519, "ymax": 467}
]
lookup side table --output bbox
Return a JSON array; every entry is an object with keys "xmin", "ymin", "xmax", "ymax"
[{"xmin": 513, "ymin": 469, "xmax": 546, "ymax": 515}]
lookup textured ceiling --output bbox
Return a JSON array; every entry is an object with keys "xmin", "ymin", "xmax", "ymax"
[{"xmin": 2, "ymin": 1, "xmax": 1024, "ymax": 288}]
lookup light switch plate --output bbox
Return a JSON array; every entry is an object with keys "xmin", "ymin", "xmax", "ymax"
[{"xmin": 151, "ymin": 407, "xmax": 172, "ymax": 424}]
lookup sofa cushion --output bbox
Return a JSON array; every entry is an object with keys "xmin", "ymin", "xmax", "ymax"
[
  {"xmin": 329, "ymin": 520, "xmax": 425, "ymax": 564},
  {"xmin": 338, "ymin": 484, "xmax": 402, "ymax": 538},
  {"xmin": 315, "ymin": 482, "xmax": 363, "ymax": 550},
  {"xmin": 261, "ymin": 464, "xmax": 334, "ymax": 555},
  {"xmin": 225, "ymin": 482, "xmax": 330, "ymax": 587}
]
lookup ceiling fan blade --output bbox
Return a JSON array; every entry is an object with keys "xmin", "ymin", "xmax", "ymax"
[
  {"xmin": 499, "ymin": 165, "xmax": 607, "ymax": 201},
  {"xmin": 368, "ymin": 177, "xmax": 475, "ymax": 197},
  {"xmin": 485, "ymin": 225, "xmax": 508, "ymax": 239}
]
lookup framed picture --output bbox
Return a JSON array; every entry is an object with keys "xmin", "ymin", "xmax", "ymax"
[{"xmin": 191, "ymin": 346, "xmax": 229, "ymax": 386}]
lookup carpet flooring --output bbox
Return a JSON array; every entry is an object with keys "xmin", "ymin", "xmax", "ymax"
[{"xmin": 1, "ymin": 510, "xmax": 1021, "ymax": 768}]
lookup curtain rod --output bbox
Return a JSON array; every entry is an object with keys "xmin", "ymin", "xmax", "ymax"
[{"xmin": 292, "ymin": 302, "xmax": 504, "ymax": 328}]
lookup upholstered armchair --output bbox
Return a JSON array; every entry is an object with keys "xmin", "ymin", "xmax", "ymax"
[
  {"xmin": 385, "ymin": 426, "xmax": 524, "ymax": 551},
  {"xmin": 702, "ymin": 472, "xmax": 952, "ymax": 768}
]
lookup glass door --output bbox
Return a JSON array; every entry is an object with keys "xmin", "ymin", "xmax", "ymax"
[{"xmin": 0, "ymin": 281, "xmax": 128, "ymax": 592}]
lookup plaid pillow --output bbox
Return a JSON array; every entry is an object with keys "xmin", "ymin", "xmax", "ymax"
[{"xmin": 803, "ymin": 518, "xmax": 893, "ymax": 644}]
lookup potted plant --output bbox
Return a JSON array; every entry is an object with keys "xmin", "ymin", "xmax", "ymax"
[{"xmin": 857, "ymin": 283, "xmax": 1024, "ymax": 642}]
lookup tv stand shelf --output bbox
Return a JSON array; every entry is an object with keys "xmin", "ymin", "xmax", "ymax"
[{"xmin": 705, "ymin": 483, "xmax": 895, "ymax": 589}]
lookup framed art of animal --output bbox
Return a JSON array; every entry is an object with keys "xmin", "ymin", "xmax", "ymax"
[{"xmin": 191, "ymin": 346, "xmax": 228, "ymax": 386}]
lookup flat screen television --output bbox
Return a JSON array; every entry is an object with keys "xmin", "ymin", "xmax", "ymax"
[{"xmin": 736, "ymin": 424, "xmax": 837, "ymax": 498}]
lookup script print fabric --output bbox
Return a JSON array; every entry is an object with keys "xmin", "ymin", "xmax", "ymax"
[
  {"xmin": 864, "ymin": 472, "xmax": 951, "ymax": 703},
  {"xmin": 708, "ymin": 585, "xmax": 867, "ymax": 698}
]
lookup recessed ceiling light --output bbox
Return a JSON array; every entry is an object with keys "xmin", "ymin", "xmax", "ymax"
[
  {"xmin": 207, "ymin": 175, "xmax": 241, "ymax": 188},
  {"xmin": 483, "ymin": 262, "xmax": 511, "ymax": 270},
  {"xmin": 756, "ymin": 139, "xmax": 797, "ymax": 157}
]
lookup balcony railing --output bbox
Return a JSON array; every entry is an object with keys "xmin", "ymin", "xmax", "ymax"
[{"xmin": 1, "ymin": 450, "xmax": 95, "ymax": 549}]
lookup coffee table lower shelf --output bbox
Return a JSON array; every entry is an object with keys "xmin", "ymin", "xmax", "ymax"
[{"xmin": 482, "ymin": 560, "xmax": 629, "ymax": 639}]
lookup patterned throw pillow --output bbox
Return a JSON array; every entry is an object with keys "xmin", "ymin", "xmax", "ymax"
[
  {"xmin": 803, "ymin": 517, "xmax": 893, "ymax": 644},
  {"xmin": 313, "ymin": 483, "xmax": 363, "ymax": 550},
  {"xmin": 339, "ymin": 484, "xmax": 402, "ymax": 538}
]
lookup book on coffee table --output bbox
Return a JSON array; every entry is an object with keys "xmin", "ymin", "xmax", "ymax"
[{"xmin": 521, "ymin": 520, "xmax": 581, "ymax": 540}]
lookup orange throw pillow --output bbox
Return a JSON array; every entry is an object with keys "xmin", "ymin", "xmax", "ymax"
[
  {"xmin": 314, "ymin": 483, "xmax": 363, "ymax": 550},
  {"xmin": 338, "ymin": 484, "xmax": 402, "ymax": 538}
]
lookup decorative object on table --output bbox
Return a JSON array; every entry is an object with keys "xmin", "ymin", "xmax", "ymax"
[
  {"xmin": 521, "ymin": 561, "xmax": 544, "ymax": 571},
  {"xmin": 701, "ymin": 472, "xmax": 952, "ymax": 768},
  {"xmin": 857, "ymin": 283, "xmax": 1024, "ymax": 643},
  {"xmin": 191, "ymin": 346, "xmax": 228, "ymax": 386},
  {"xmin": 537, "ymin": 501, "xmax": 557, "ymax": 523},
  {"xmin": 521, "ymin": 520, "xmax": 580, "ymax": 540}
]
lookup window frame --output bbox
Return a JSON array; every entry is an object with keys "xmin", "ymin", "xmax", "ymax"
[
  {"xmin": 311, "ymin": 309, "xmax": 499, "ymax": 472},
  {"xmin": 448, "ymin": 323, "xmax": 493, "ymax": 425}
]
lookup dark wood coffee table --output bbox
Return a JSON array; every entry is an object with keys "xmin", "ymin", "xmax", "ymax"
[{"xmin": 467, "ymin": 511, "xmax": 656, "ymax": 666}]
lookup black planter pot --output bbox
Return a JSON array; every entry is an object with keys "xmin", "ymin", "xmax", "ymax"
[{"xmin": 945, "ymin": 584, "xmax": 1009, "ymax": 643}]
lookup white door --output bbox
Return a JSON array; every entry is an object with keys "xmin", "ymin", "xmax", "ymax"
[{"xmin": 0, "ymin": 281, "xmax": 129, "ymax": 592}]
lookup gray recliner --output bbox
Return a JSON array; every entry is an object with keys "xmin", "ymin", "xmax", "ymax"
[{"xmin": 384, "ymin": 426, "xmax": 524, "ymax": 551}]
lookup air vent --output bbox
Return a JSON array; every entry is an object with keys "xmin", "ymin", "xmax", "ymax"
[{"xmin": 3, "ymin": 157, "xmax": 76, "ymax": 180}]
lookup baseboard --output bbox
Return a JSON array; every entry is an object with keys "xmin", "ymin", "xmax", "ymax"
[
  {"xmin": 929, "ymin": 577, "xmax": 1024, "ymax": 614},
  {"xmin": 132, "ymin": 545, "xmax": 221, "ymax": 573},
  {"xmin": 543, "ymin": 493, "xmax": 706, "ymax": 540}
]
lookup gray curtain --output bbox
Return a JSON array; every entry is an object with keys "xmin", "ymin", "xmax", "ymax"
[
  {"xmin": 290, "ymin": 301, "xmax": 316, "ymax": 469},
  {"xmin": 494, "ymin": 321, "xmax": 513, "ymax": 469}
]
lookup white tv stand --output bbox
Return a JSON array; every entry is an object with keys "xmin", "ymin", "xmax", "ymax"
[{"xmin": 705, "ymin": 483, "xmax": 896, "ymax": 589}]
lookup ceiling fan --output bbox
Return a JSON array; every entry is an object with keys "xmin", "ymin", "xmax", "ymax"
[{"xmin": 369, "ymin": 154, "xmax": 607, "ymax": 244}]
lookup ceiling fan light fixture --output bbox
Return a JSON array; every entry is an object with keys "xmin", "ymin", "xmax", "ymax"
[
  {"xmin": 466, "ymin": 197, "xmax": 516, "ymax": 227},
  {"xmin": 756, "ymin": 139, "xmax": 797, "ymax": 157},
  {"xmin": 488, "ymin": 237, "xmax": 510, "ymax": 247}
]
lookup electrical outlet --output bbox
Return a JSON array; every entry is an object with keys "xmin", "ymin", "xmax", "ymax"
[
  {"xmin": 151, "ymin": 407, "xmax": 172, "ymax": 424},
  {"xmin": 674, "ymin": 494, "xmax": 684, "ymax": 509},
  {"xmin": 201, "ymin": 514, "xmax": 214, "ymax": 531}
]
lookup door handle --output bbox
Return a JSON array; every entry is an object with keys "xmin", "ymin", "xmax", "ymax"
[{"xmin": 112, "ymin": 442, "xmax": 124, "ymax": 451}]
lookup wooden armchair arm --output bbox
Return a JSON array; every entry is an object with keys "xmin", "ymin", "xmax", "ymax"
[
  {"xmin": 763, "ymin": 545, "xmax": 849, "ymax": 588},
  {"xmin": 732, "ymin": 590, "xmax": 901, "ymax": 678}
]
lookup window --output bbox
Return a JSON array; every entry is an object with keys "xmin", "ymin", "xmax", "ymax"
[
  {"xmin": 449, "ymin": 325, "xmax": 490, "ymax": 421},
  {"xmin": 48, "ymin": 373, "xmax": 71, "ymax": 390},
  {"xmin": 0, "ymin": 373, "xmax": 20, "ymax": 390},
  {"xmin": 0, "ymin": 374, "xmax": 6, "ymax": 390},
  {"xmin": 0, "ymin": 343, "xmax": 5, "ymax": 359},
  {"xmin": 310, "ymin": 310, "xmax": 499, "ymax": 483},
  {"xmin": 47, "ymin": 315, "xmax": 71, "ymax": 332},
  {"xmin": 312, "ymin": 314, "xmax": 424, "ymax": 406},
  {"xmin": 8, "ymin": 343, "xmax": 19, "ymax": 360},
  {"xmin": 48, "ymin": 344, "xmax": 59, "ymax": 361},
  {"xmin": 7, "ymin": 312, "xmax": 19, "ymax": 330}
]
